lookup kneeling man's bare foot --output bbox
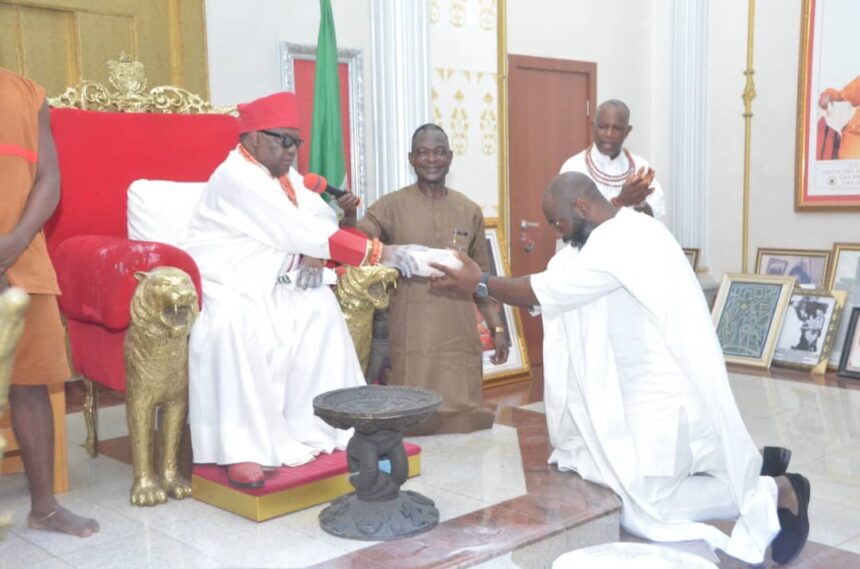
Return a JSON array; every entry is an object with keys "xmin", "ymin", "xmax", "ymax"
[{"xmin": 28, "ymin": 505, "xmax": 100, "ymax": 537}]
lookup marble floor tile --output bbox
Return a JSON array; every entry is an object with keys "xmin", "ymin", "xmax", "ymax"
[
  {"xmin": 0, "ymin": 533, "xmax": 54, "ymax": 568},
  {"xmin": 271, "ymin": 503, "xmax": 379, "ymax": 556},
  {"xmin": 12, "ymin": 494, "xmax": 144, "ymax": 557},
  {"xmin": 838, "ymin": 534, "xmax": 860, "ymax": 555},
  {"xmin": 806, "ymin": 496, "xmax": 860, "ymax": 547},
  {"xmin": 400, "ymin": 478, "xmax": 489, "ymax": 520},
  {"xmin": 59, "ymin": 531, "xmax": 228, "ymax": 569},
  {"xmin": 416, "ymin": 455, "xmax": 526, "ymax": 505},
  {"xmin": 167, "ymin": 511, "xmax": 341, "ymax": 567},
  {"xmin": 24, "ymin": 560, "xmax": 76, "ymax": 569},
  {"xmin": 93, "ymin": 487, "xmax": 225, "ymax": 534}
]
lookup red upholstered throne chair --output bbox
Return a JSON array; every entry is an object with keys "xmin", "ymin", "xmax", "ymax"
[
  {"xmin": 45, "ymin": 57, "xmax": 238, "ymax": 470},
  {"xmin": 46, "ymin": 56, "xmax": 419, "ymax": 516}
]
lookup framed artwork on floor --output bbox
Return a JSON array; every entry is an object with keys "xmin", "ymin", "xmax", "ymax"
[
  {"xmin": 480, "ymin": 218, "xmax": 530, "ymax": 384},
  {"xmin": 794, "ymin": 0, "xmax": 860, "ymax": 211},
  {"xmin": 837, "ymin": 307, "xmax": 860, "ymax": 380},
  {"xmin": 682, "ymin": 248, "xmax": 700, "ymax": 271},
  {"xmin": 772, "ymin": 289, "xmax": 846, "ymax": 373},
  {"xmin": 712, "ymin": 274, "xmax": 796, "ymax": 368},
  {"xmin": 754, "ymin": 248, "xmax": 831, "ymax": 288},
  {"xmin": 826, "ymin": 242, "xmax": 860, "ymax": 367}
]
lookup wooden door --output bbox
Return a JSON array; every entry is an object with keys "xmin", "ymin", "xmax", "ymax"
[
  {"xmin": 0, "ymin": 0, "xmax": 208, "ymax": 97},
  {"xmin": 508, "ymin": 55, "xmax": 595, "ymax": 367}
]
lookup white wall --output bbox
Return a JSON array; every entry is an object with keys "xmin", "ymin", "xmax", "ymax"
[
  {"xmin": 205, "ymin": 0, "xmax": 371, "ymax": 106},
  {"xmin": 706, "ymin": 0, "xmax": 859, "ymax": 279}
]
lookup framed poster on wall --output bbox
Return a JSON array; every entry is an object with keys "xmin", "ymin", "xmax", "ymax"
[
  {"xmin": 795, "ymin": 0, "xmax": 860, "ymax": 211},
  {"xmin": 279, "ymin": 42, "xmax": 367, "ymax": 204}
]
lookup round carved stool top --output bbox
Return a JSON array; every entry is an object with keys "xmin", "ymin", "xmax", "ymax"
[{"xmin": 313, "ymin": 385, "xmax": 442, "ymax": 432}]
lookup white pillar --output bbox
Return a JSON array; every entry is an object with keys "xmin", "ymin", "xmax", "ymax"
[
  {"xmin": 670, "ymin": 0, "xmax": 708, "ymax": 251},
  {"xmin": 370, "ymin": 0, "xmax": 432, "ymax": 200}
]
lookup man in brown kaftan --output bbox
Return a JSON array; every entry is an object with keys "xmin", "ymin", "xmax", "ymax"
[{"xmin": 357, "ymin": 124, "xmax": 508, "ymax": 435}]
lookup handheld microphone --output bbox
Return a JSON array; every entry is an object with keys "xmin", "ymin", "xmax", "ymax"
[{"xmin": 303, "ymin": 173, "xmax": 349, "ymax": 199}]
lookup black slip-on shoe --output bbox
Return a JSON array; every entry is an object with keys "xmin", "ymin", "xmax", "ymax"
[
  {"xmin": 771, "ymin": 472, "xmax": 811, "ymax": 565},
  {"xmin": 761, "ymin": 446, "xmax": 792, "ymax": 477}
]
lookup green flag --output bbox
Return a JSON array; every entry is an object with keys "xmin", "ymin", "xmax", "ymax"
[{"xmin": 309, "ymin": 0, "xmax": 346, "ymax": 200}]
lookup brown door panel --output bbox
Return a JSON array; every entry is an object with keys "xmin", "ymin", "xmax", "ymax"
[{"xmin": 508, "ymin": 55, "xmax": 596, "ymax": 366}]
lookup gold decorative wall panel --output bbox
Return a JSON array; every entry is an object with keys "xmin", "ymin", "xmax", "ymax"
[
  {"xmin": 430, "ymin": 0, "xmax": 501, "ymax": 219},
  {"xmin": 0, "ymin": 0, "xmax": 208, "ymax": 98}
]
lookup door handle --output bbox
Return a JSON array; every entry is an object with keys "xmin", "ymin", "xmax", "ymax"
[{"xmin": 520, "ymin": 219, "xmax": 540, "ymax": 229}]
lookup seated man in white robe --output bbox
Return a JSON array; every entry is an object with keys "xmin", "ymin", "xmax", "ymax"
[
  {"xmin": 179, "ymin": 92, "xmax": 418, "ymax": 489},
  {"xmin": 429, "ymin": 172, "xmax": 811, "ymax": 566}
]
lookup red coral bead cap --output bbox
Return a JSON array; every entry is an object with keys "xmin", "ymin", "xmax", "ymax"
[{"xmin": 238, "ymin": 92, "xmax": 300, "ymax": 134}]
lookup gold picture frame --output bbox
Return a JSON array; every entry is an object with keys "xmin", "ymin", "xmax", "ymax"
[
  {"xmin": 712, "ymin": 274, "xmax": 796, "ymax": 368},
  {"xmin": 772, "ymin": 288, "xmax": 846, "ymax": 373},
  {"xmin": 682, "ymin": 248, "xmax": 700, "ymax": 272},
  {"xmin": 480, "ymin": 218, "xmax": 531, "ymax": 385},
  {"xmin": 825, "ymin": 242, "xmax": 860, "ymax": 368},
  {"xmin": 837, "ymin": 307, "xmax": 860, "ymax": 380},
  {"xmin": 794, "ymin": 0, "xmax": 860, "ymax": 211},
  {"xmin": 754, "ymin": 247, "xmax": 831, "ymax": 288}
]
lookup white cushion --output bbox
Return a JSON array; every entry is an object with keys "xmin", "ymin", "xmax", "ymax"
[{"xmin": 127, "ymin": 180, "xmax": 205, "ymax": 246}]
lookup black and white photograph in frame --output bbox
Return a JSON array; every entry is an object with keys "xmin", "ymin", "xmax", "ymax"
[{"xmin": 772, "ymin": 289, "xmax": 845, "ymax": 372}]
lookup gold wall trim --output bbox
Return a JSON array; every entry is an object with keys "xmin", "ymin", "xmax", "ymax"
[
  {"xmin": 496, "ymin": 0, "xmax": 509, "ymax": 248},
  {"xmin": 167, "ymin": 0, "xmax": 184, "ymax": 87},
  {"xmin": 741, "ymin": 0, "xmax": 756, "ymax": 273}
]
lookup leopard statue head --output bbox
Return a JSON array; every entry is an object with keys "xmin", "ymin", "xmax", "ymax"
[
  {"xmin": 336, "ymin": 265, "xmax": 400, "ymax": 313},
  {"xmin": 129, "ymin": 267, "xmax": 199, "ymax": 338}
]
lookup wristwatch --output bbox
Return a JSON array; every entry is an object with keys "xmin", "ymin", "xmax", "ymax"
[
  {"xmin": 475, "ymin": 272, "xmax": 491, "ymax": 299},
  {"xmin": 492, "ymin": 325, "xmax": 506, "ymax": 335}
]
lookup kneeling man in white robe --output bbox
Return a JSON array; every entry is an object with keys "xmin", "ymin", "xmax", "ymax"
[
  {"xmin": 428, "ymin": 172, "xmax": 811, "ymax": 565},
  {"xmin": 180, "ymin": 92, "xmax": 418, "ymax": 489}
]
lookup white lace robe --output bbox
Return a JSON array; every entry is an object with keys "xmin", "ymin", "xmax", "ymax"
[
  {"xmin": 179, "ymin": 150, "xmax": 365, "ymax": 467},
  {"xmin": 531, "ymin": 209, "xmax": 779, "ymax": 564}
]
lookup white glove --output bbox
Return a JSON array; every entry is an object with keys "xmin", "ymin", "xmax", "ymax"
[
  {"xmin": 280, "ymin": 267, "xmax": 337, "ymax": 290},
  {"xmin": 380, "ymin": 244, "xmax": 428, "ymax": 278},
  {"xmin": 296, "ymin": 257, "xmax": 326, "ymax": 289},
  {"xmin": 297, "ymin": 265, "xmax": 323, "ymax": 289}
]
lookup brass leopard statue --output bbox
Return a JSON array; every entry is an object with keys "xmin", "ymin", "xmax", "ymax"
[
  {"xmin": 335, "ymin": 266, "xmax": 399, "ymax": 376},
  {"xmin": 0, "ymin": 288, "xmax": 29, "ymax": 532},
  {"xmin": 125, "ymin": 267, "xmax": 198, "ymax": 506}
]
